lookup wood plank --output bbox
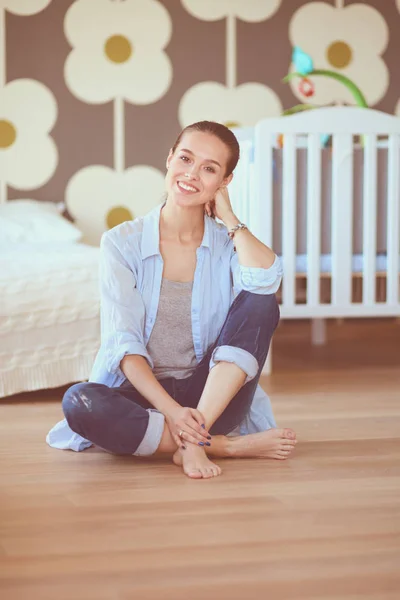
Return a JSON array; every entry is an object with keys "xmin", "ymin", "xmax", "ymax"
[{"xmin": 0, "ymin": 320, "xmax": 399, "ymax": 600}]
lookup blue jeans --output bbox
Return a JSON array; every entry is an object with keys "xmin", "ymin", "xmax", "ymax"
[{"xmin": 62, "ymin": 291, "xmax": 280, "ymax": 455}]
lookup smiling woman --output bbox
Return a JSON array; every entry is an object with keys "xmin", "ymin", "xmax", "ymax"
[
  {"xmin": 48, "ymin": 121, "xmax": 294, "ymax": 480},
  {"xmin": 164, "ymin": 121, "xmax": 240, "ymax": 217}
]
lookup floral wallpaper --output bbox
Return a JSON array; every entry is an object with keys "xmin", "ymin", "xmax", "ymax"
[{"xmin": 1, "ymin": 0, "xmax": 400, "ymax": 244}]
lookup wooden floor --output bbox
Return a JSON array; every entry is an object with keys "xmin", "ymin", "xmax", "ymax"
[{"xmin": 1, "ymin": 319, "xmax": 399, "ymax": 600}]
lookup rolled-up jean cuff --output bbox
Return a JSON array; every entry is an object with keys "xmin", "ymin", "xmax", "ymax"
[
  {"xmin": 133, "ymin": 409, "xmax": 165, "ymax": 456},
  {"xmin": 209, "ymin": 345, "xmax": 259, "ymax": 384}
]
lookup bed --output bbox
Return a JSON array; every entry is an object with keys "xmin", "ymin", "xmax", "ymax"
[{"xmin": 0, "ymin": 201, "xmax": 100, "ymax": 398}]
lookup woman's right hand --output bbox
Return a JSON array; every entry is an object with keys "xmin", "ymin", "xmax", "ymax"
[{"xmin": 165, "ymin": 405, "xmax": 211, "ymax": 448}]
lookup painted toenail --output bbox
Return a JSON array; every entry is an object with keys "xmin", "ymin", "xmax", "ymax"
[
  {"xmin": 206, "ymin": 442, "xmax": 211, "ymax": 446},
  {"xmin": 207, "ymin": 436, "xmax": 211, "ymax": 440},
  {"xmin": 198, "ymin": 442, "xmax": 205, "ymax": 446},
  {"xmin": 201, "ymin": 424, "xmax": 205, "ymax": 429}
]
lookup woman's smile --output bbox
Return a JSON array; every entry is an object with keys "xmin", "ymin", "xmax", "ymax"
[{"xmin": 177, "ymin": 180, "xmax": 200, "ymax": 194}]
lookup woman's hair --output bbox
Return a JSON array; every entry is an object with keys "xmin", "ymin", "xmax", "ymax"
[{"xmin": 171, "ymin": 121, "xmax": 240, "ymax": 177}]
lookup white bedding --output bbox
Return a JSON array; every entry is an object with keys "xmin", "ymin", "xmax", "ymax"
[
  {"xmin": 0, "ymin": 242, "xmax": 100, "ymax": 398},
  {"xmin": 293, "ymin": 253, "xmax": 392, "ymax": 274}
]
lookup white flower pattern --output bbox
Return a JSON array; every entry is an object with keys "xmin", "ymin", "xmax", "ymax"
[
  {"xmin": 64, "ymin": 0, "xmax": 172, "ymax": 104},
  {"xmin": 179, "ymin": 82, "xmax": 282, "ymax": 129},
  {"xmin": 0, "ymin": 79, "xmax": 58, "ymax": 190},
  {"xmin": 181, "ymin": 0, "xmax": 281, "ymax": 22},
  {"xmin": 288, "ymin": 2, "xmax": 389, "ymax": 106},
  {"xmin": 66, "ymin": 165, "xmax": 166, "ymax": 245},
  {"xmin": 0, "ymin": 0, "xmax": 52, "ymax": 15}
]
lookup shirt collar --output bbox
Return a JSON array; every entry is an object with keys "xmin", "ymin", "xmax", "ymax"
[{"xmin": 140, "ymin": 202, "xmax": 212, "ymax": 260}]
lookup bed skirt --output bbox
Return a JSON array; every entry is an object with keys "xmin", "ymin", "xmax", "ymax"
[{"xmin": 0, "ymin": 354, "xmax": 96, "ymax": 398}]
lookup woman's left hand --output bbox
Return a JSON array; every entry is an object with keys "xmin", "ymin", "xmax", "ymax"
[{"xmin": 205, "ymin": 186, "xmax": 234, "ymax": 223}]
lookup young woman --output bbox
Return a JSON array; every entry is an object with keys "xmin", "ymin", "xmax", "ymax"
[{"xmin": 60, "ymin": 121, "xmax": 297, "ymax": 479}]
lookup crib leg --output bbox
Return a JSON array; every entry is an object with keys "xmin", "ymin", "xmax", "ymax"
[
  {"xmin": 311, "ymin": 318, "xmax": 327, "ymax": 346},
  {"xmin": 262, "ymin": 341, "xmax": 273, "ymax": 376}
]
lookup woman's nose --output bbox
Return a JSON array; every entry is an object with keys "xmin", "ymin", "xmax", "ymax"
[{"xmin": 185, "ymin": 166, "xmax": 200, "ymax": 180}]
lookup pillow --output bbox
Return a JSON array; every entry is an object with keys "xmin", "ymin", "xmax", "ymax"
[{"xmin": 0, "ymin": 200, "xmax": 82, "ymax": 243}]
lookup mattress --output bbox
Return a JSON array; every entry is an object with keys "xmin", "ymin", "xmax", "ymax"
[
  {"xmin": 0, "ymin": 242, "xmax": 101, "ymax": 398},
  {"xmin": 291, "ymin": 253, "xmax": 393, "ymax": 275}
]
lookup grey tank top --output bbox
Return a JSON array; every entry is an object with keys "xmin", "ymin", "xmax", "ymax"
[{"xmin": 146, "ymin": 278, "xmax": 198, "ymax": 380}]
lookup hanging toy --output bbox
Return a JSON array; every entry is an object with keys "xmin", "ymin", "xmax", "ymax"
[
  {"xmin": 299, "ymin": 77, "xmax": 315, "ymax": 98},
  {"xmin": 284, "ymin": 46, "xmax": 368, "ymax": 109},
  {"xmin": 292, "ymin": 46, "xmax": 314, "ymax": 76},
  {"xmin": 279, "ymin": 46, "xmax": 369, "ymax": 148}
]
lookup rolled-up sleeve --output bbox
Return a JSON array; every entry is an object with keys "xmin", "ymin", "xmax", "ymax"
[
  {"xmin": 209, "ymin": 345, "xmax": 259, "ymax": 384},
  {"xmin": 230, "ymin": 252, "xmax": 283, "ymax": 295},
  {"xmin": 99, "ymin": 233, "xmax": 153, "ymax": 377}
]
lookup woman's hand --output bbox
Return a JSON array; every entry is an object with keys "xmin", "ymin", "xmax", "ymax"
[
  {"xmin": 165, "ymin": 405, "xmax": 211, "ymax": 448},
  {"xmin": 205, "ymin": 185, "xmax": 235, "ymax": 223}
]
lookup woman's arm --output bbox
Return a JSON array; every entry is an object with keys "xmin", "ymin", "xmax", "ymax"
[
  {"xmin": 207, "ymin": 186, "xmax": 276, "ymax": 269},
  {"xmin": 205, "ymin": 186, "xmax": 282, "ymax": 295},
  {"xmin": 121, "ymin": 356, "xmax": 210, "ymax": 447},
  {"xmin": 120, "ymin": 355, "xmax": 178, "ymax": 416},
  {"xmin": 99, "ymin": 232, "xmax": 153, "ymax": 375},
  {"xmin": 223, "ymin": 212, "xmax": 276, "ymax": 269}
]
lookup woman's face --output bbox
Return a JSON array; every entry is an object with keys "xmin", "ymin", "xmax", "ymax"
[{"xmin": 165, "ymin": 131, "xmax": 233, "ymax": 209}]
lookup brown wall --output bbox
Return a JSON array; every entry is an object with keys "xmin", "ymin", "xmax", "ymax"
[{"xmin": 2, "ymin": 0, "xmax": 400, "ymax": 242}]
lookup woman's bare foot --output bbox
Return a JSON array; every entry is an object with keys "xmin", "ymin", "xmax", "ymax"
[
  {"xmin": 228, "ymin": 428, "xmax": 297, "ymax": 460},
  {"xmin": 173, "ymin": 443, "xmax": 222, "ymax": 479}
]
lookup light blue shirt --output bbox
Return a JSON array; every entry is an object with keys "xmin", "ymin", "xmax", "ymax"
[{"xmin": 46, "ymin": 203, "xmax": 283, "ymax": 452}]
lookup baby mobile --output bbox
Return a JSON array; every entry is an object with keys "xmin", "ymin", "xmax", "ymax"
[{"xmin": 278, "ymin": 46, "xmax": 369, "ymax": 147}]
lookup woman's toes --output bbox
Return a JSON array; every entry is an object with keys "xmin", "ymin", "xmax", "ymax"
[
  {"xmin": 188, "ymin": 469, "xmax": 203, "ymax": 479},
  {"xmin": 283, "ymin": 442, "xmax": 296, "ymax": 450},
  {"xmin": 199, "ymin": 466, "xmax": 211, "ymax": 479},
  {"xmin": 281, "ymin": 443, "xmax": 294, "ymax": 451},
  {"xmin": 283, "ymin": 428, "xmax": 296, "ymax": 440},
  {"xmin": 277, "ymin": 449, "xmax": 292, "ymax": 459}
]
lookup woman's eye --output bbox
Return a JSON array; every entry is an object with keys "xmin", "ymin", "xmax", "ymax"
[
  {"xmin": 180, "ymin": 156, "xmax": 189, "ymax": 162},
  {"xmin": 205, "ymin": 167, "xmax": 215, "ymax": 173}
]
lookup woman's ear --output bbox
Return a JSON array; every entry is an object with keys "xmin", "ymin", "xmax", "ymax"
[
  {"xmin": 223, "ymin": 173, "xmax": 233, "ymax": 187},
  {"xmin": 166, "ymin": 149, "xmax": 173, "ymax": 170}
]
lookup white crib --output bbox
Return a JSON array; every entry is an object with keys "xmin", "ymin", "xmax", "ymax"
[{"xmin": 228, "ymin": 106, "xmax": 400, "ymax": 372}]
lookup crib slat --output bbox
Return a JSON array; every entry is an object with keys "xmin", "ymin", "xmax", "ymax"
[
  {"xmin": 228, "ymin": 140, "xmax": 251, "ymax": 224},
  {"xmin": 243, "ymin": 141, "xmax": 253, "ymax": 226},
  {"xmin": 331, "ymin": 134, "xmax": 353, "ymax": 306},
  {"xmin": 248, "ymin": 162, "xmax": 255, "ymax": 228},
  {"xmin": 306, "ymin": 134, "xmax": 321, "ymax": 306},
  {"xmin": 387, "ymin": 134, "xmax": 400, "ymax": 305},
  {"xmin": 238, "ymin": 141, "xmax": 251, "ymax": 224},
  {"xmin": 254, "ymin": 126, "xmax": 273, "ymax": 246},
  {"xmin": 362, "ymin": 134, "xmax": 378, "ymax": 306},
  {"xmin": 282, "ymin": 134, "xmax": 297, "ymax": 308}
]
